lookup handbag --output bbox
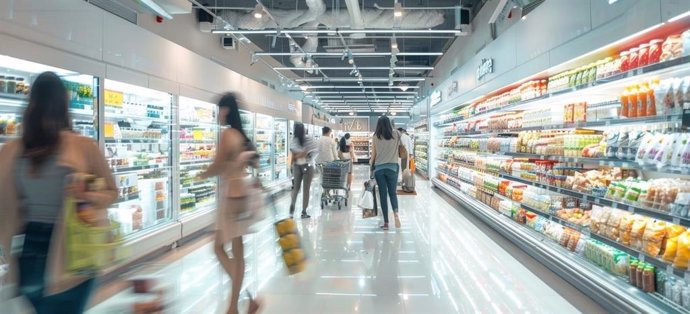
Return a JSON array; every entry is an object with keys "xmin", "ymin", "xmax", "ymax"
[
  {"xmin": 398, "ymin": 143, "xmax": 408, "ymax": 158},
  {"xmin": 359, "ymin": 180, "xmax": 378, "ymax": 219}
]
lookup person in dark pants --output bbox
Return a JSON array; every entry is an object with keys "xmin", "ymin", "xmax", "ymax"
[
  {"xmin": 289, "ymin": 123, "xmax": 318, "ymax": 218},
  {"xmin": 0, "ymin": 72, "xmax": 118, "ymax": 314},
  {"xmin": 370, "ymin": 116, "xmax": 403, "ymax": 230}
]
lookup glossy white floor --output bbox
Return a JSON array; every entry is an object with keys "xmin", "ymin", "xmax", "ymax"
[{"xmin": 89, "ymin": 165, "xmax": 605, "ymax": 314}]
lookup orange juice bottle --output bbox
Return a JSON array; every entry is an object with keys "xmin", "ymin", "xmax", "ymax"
[
  {"xmin": 628, "ymin": 85, "xmax": 639, "ymax": 118},
  {"xmin": 647, "ymin": 78, "xmax": 659, "ymax": 116},
  {"xmin": 620, "ymin": 87, "xmax": 630, "ymax": 117},
  {"xmin": 638, "ymin": 83, "xmax": 649, "ymax": 117}
]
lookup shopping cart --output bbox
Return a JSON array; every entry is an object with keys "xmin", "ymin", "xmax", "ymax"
[{"xmin": 319, "ymin": 160, "xmax": 350, "ymax": 210}]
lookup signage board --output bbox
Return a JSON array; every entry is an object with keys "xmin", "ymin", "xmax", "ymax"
[
  {"xmin": 476, "ymin": 58, "xmax": 494, "ymax": 81},
  {"xmin": 430, "ymin": 90, "xmax": 442, "ymax": 106}
]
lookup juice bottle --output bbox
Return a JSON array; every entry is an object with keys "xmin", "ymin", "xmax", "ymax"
[
  {"xmin": 638, "ymin": 83, "xmax": 649, "ymax": 117},
  {"xmin": 636, "ymin": 262, "xmax": 645, "ymax": 289},
  {"xmin": 647, "ymin": 79, "xmax": 659, "ymax": 116},
  {"xmin": 629, "ymin": 260, "xmax": 638, "ymax": 286},
  {"xmin": 620, "ymin": 87, "xmax": 630, "ymax": 117},
  {"xmin": 642, "ymin": 265, "xmax": 656, "ymax": 293},
  {"xmin": 628, "ymin": 85, "xmax": 639, "ymax": 118}
]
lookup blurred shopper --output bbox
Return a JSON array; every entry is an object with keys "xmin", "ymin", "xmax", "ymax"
[
  {"xmin": 398, "ymin": 128, "xmax": 413, "ymax": 175},
  {"xmin": 315, "ymin": 126, "xmax": 337, "ymax": 164},
  {"xmin": 0, "ymin": 72, "xmax": 118, "ymax": 313},
  {"xmin": 199, "ymin": 93, "xmax": 261, "ymax": 314},
  {"xmin": 339, "ymin": 133, "xmax": 356, "ymax": 190},
  {"xmin": 371, "ymin": 116, "xmax": 403, "ymax": 230},
  {"xmin": 289, "ymin": 123, "xmax": 318, "ymax": 218}
]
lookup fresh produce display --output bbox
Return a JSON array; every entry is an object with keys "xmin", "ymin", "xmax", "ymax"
[{"xmin": 414, "ymin": 122, "xmax": 429, "ymax": 178}]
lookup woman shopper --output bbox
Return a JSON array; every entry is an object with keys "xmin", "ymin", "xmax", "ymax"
[
  {"xmin": 370, "ymin": 116, "xmax": 402, "ymax": 230},
  {"xmin": 289, "ymin": 122, "xmax": 317, "ymax": 218},
  {"xmin": 0, "ymin": 72, "xmax": 118, "ymax": 313},
  {"xmin": 339, "ymin": 133, "xmax": 356, "ymax": 190},
  {"xmin": 198, "ymin": 93, "xmax": 261, "ymax": 314}
]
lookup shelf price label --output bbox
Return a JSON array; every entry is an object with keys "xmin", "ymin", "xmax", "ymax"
[{"xmin": 105, "ymin": 89, "xmax": 124, "ymax": 107}]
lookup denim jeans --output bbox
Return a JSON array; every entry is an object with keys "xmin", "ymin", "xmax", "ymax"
[
  {"xmin": 374, "ymin": 168, "xmax": 399, "ymax": 224},
  {"xmin": 19, "ymin": 222, "xmax": 95, "ymax": 314}
]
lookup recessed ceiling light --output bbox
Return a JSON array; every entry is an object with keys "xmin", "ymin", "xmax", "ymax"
[
  {"xmin": 253, "ymin": 4, "xmax": 264, "ymax": 19},
  {"xmin": 394, "ymin": 3, "xmax": 403, "ymax": 17}
]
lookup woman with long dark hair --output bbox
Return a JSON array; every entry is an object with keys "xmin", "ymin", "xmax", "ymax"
[
  {"xmin": 289, "ymin": 122, "xmax": 317, "ymax": 218},
  {"xmin": 0, "ymin": 72, "xmax": 118, "ymax": 313},
  {"xmin": 199, "ymin": 93, "xmax": 261, "ymax": 314},
  {"xmin": 339, "ymin": 133, "xmax": 355, "ymax": 189},
  {"xmin": 370, "ymin": 116, "xmax": 402, "ymax": 230}
]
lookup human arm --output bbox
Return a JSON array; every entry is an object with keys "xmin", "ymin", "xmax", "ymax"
[
  {"xmin": 69, "ymin": 139, "xmax": 118, "ymax": 209},
  {"xmin": 199, "ymin": 129, "xmax": 234, "ymax": 179}
]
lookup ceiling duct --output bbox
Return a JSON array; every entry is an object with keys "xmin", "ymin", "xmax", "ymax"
[{"xmin": 323, "ymin": 38, "xmax": 375, "ymax": 53}]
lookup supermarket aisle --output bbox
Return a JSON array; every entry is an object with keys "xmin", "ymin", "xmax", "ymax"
[{"xmin": 89, "ymin": 165, "xmax": 603, "ymax": 314}]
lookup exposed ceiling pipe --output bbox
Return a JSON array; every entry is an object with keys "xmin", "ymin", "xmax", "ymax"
[
  {"xmin": 344, "ymin": 0, "xmax": 365, "ymax": 39},
  {"xmin": 255, "ymin": 52, "xmax": 443, "ymax": 57}
]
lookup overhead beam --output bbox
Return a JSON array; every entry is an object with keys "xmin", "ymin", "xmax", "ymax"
[
  {"xmin": 275, "ymin": 66, "xmax": 434, "ymax": 71},
  {"xmin": 213, "ymin": 29, "xmax": 465, "ymax": 35},
  {"xmin": 294, "ymin": 85, "xmax": 420, "ymax": 89},
  {"xmin": 254, "ymin": 52, "xmax": 443, "ymax": 57},
  {"xmin": 297, "ymin": 77, "xmax": 425, "ymax": 82},
  {"xmin": 306, "ymin": 91, "xmax": 418, "ymax": 94}
]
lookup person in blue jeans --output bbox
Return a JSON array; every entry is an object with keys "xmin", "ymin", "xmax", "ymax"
[{"xmin": 370, "ymin": 115, "xmax": 403, "ymax": 230}]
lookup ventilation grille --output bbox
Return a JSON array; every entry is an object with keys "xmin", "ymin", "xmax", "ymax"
[
  {"xmin": 87, "ymin": 0, "xmax": 138, "ymax": 24},
  {"xmin": 522, "ymin": 0, "xmax": 546, "ymax": 17}
]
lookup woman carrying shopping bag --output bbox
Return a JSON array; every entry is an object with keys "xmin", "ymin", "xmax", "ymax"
[
  {"xmin": 0, "ymin": 72, "xmax": 118, "ymax": 313},
  {"xmin": 198, "ymin": 93, "xmax": 262, "ymax": 314},
  {"xmin": 370, "ymin": 116, "xmax": 404, "ymax": 230}
]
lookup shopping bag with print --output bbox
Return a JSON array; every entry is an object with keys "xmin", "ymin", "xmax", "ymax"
[
  {"xmin": 269, "ymin": 195, "xmax": 307, "ymax": 275},
  {"xmin": 64, "ymin": 174, "xmax": 127, "ymax": 274}
]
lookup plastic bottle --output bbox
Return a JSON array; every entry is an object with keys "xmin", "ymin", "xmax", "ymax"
[
  {"xmin": 647, "ymin": 79, "xmax": 659, "ymax": 117},
  {"xmin": 628, "ymin": 85, "xmax": 639, "ymax": 118},
  {"xmin": 682, "ymin": 284, "xmax": 690, "ymax": 309},
  {"xmin": 629, "ymin": 261, "xmax": 638, "ymax": 286},
  {"xmin": 620, "ymin": 88, "xmax": 630, "ymax": 117},
  {"xmin": 642, "ymin": 265, "xmax": 655, "ymax": 292},
  {"xmin": 636, "ymin": 262, "xmax": 645, "ymax": 289},
  {"xmin": 673, "ymin": 280, "xmax": 685, "ymax": 304},
  {"xmin": 666, "ymin": 277, "xmax": 676, "ymax": 299},
  {"xmin": 638, "ymin": 84, "xmax": 649, "ymax": 117}
]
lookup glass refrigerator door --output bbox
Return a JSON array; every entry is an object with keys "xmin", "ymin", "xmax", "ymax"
[
  {"xmin": 178, "ymin": 97, "xmax": 218, "ymax": 215},
  {"xmin": 254, "ymin": 113, "xmax": 273, "ymax": 184},
  {"xmin": 240, "ymin": 110, "xmax": 254, "ymax": 176},
  {"xmin": 273, "ymin": 118, "xmax": 288, "ymax": 180},
  {"xmin": 103, "ymin": 79, "xmax": 173, "ymax": 237},
  {"xmin": 0, "ymin": 55, "xmax": 98, "ymax": 147}
]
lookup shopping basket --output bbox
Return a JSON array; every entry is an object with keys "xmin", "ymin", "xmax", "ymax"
[{"xmin": 319, "ymin": 160, "xmax": 350, "ymax": 210}]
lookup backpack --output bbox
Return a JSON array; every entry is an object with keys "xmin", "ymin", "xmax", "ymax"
[{"xmin": 402, "ymin": 169, "xmax": 415, "ymax": 192}]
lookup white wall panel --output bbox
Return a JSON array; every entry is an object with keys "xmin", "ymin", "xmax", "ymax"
[
  {"xmin": 0, "ymin": 0, "xmax": 104, "ymax": 60},
  {"xmin": 662, "ymin": 0, "xmax": 690, "ymax": 21},
  {"xmin": 0, "ymin": 33, "xmax": 106, "ymax": 77},
  {"xmin": 179, "ymin": 85, "xmax": 219, "ymax": 104},
  {"xmin": 148, "ymin": 76, "xmax": 179, "ymax": 95},
  {"xmin": 102, "ymin": 14, "xmax": 178, "ymax": 82},
  {"xmin": 105, "ymin": 64, "xmax": 148, "ymax": 88},
  {"xmin": 513, "ymin": 0, "xmax": 591, "ymax": 65}
]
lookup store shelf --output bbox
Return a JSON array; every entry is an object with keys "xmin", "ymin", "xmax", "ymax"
[
  {"xmin": 179, "ymin": 138, "xmax": 216, "ymax": 144},
  {"xmin": 450, "ymin": 55, "xmax": 690, "ymax": 123},
  {"xmin": 110, "ymin": 163, "xmax": 170, "ymax": 174},
  {"xmin": 498, "ymin": 172, "xmax": 690, "ymax": 228},
  {"xmin": 0, "ymin": 135, "xmax": 18, "ymax": 142},
  {"xmin": 503, "ymin": 152, "xmax": 690, "ymax": 175},
  {"xmin": 105, "ymin": 138, "xmax": 166, "ymax": 144},
  {"xmin": 104, "ymin": 111, "xmax": 169, "ymax": 124},
  {"xmin": 179, "ymin": 121, "xmax": 216, "ymax": 128},
  {"xmin": 431, "ymin": 177, "xmax": 683, "ymax": 313},
  {"xmin": 180, "ymin": 159, "xmax": 213, "ymax": 166}
]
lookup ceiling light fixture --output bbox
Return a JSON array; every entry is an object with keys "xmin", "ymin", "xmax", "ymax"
[
  {"xmin": 394, "ymin": 3, "xmax": 403, "ymax": 17},
  {"xmin": 253, "ymin": 4, "xmax": 264, "ymax": 19},
  {"xmin": 299, "ymin": 84, "xmax": 309, "ymax": 91},
  {"xmin": 391, "ymin": 41, "xmax": 398, "ymax": 50},
  {"xmin": 399, "ymin": 82, "xmax": 409, "ymax": 91}
]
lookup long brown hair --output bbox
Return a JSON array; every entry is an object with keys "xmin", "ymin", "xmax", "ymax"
[
  {"xmin": 374, "ymin": 115, "xmax": 393, "ymax": 140},
  {"xmin": 22, "ymin": 72, "xmax": 72, "ymax": 172}
]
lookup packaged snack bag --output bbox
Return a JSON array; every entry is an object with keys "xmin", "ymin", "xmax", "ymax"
[
  {"xmin": 671, "ymin": 133, "xmax": 689, "ymax": 169},
  {"xmin": 631, "ymin": 215, "xmax": 651, "ymax": 250},
  {"xmin": 654, "ymin": 79, "xmax": 674, "ymax": 116},
  {"xmin": 655, "ymin": 133, "xmax": 679, "ymax": 168},
  {"xmin": 605, "ymin": 209, "xmax": 625, "ymax": 241},
  {"xmin": 636, "ymin": 132, "xmax": 657, "ymax": 164},
  {"xmin": 672, "ymin": 78, "xmax": 686, "ymax": 115},
  {"xmin": 642, "ymin": 220, "xmax": 668, "ymax": 256},
  {"xmin": 673, "ymin": 231, "xmax": 690, "ymax": 269},
  {"xmin": 618, "ymin": 213, "xmax": 637, "ymax": 246}
]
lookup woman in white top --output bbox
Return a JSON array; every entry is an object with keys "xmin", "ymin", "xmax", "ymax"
[
  {"xmin": 290, "ymin": 123, "xmax": 318, "ymax": 218},
  {"xmin": 338, "ymin": 133, "xmax": 356, "ymax": 189}
]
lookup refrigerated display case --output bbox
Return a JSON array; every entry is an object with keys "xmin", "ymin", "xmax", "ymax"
[
  {"xmin": 240, "ymin": 109, "xmax": 254, "ymax": 143},
  {"xmin": 255, "ymin": 113, "xmax": 273, "ymax": 183},
  {"xmin": 178, "ymin": 97, "xmax": 218, "ymax": 215},
  {"xmin": 273, "ymin": 118, "xmax": 289, "ymax": 180},
  {"xmin": 350, "ymin": 131, "xmax": 371, "ymax": 162},
  {"xmin": 413, "ymin": 122, "xmax": 429, "ymax": 179},
  {"xmin": 103, "ymin": 79, "xmax": 173, "ymax": 237},
  {"xmin": 0, "ymin": 55, "xmax": 98, "ymax": 147},
  {"xmin": 431, "ymin": 23, "xmax": 690, "ymax": 313}
]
